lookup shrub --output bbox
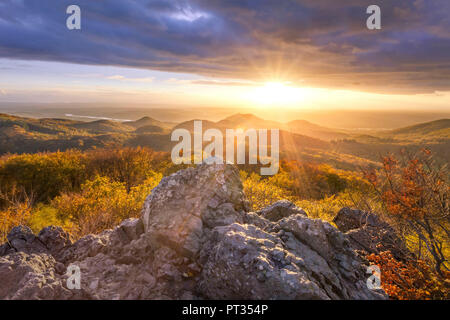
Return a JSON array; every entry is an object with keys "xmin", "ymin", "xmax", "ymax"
[
  {"xmin": 363, "ymin": 149, "xmax": 449, "ymax": 275},
  {"xmin": 0, "ymin": 202, "xmax": 31, "ymax": 242},
  {"xmin": 50, "ymin": 172, "xmax": 161, "ymax": 239},
  {"xmin": 241, "ymin": 171, "xmax": 293, "ymax": 211},
  {"xmin": 0, "ymin": 151, "xmax": 86, "ymax": 203},
  {"xmin": 368, "ymin": 250, "xmax": 450, "ymax": 300}
]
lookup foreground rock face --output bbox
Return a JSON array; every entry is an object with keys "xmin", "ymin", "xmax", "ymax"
[
  {"xmin": 141, "ymin": 164, "xmax": 248, "ymax": 258},
  {"xmin": 0, "ymin": 164, "xmax": 386, "ymax": 300}
]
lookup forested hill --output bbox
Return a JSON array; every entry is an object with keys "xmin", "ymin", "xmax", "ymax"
[{"xmin": 1, "ymin": 113, "xmax": 449, "ymax": 168}]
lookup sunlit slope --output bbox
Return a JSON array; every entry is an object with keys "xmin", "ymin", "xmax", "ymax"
[
  {"xmin": 386, "ymin": 119, "xmax": 450, "ymax": 141},
  {"xmin": 1, "ymin": 112, "xmax": 449, "ymax": 168}
]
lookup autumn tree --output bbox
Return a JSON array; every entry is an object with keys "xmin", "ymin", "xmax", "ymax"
[{"xmin": 364, "ymin": 149, "xmax": 449, "ymax": 276}]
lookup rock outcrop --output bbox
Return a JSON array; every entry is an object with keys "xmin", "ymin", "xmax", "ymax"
[
  {"xmin": 333, "ymin": 207, "xmax": 411, "ymax": 261},
  {"xmin": 257, "ymin": 200, "xmax": 307, "ymax": 222},
  {"xmin": 0, "ymin": 164, "xmax": 387, "ymax": 300}
]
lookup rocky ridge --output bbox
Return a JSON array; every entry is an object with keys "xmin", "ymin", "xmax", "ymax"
[{"xmin": 0, "ymin": 164, "xmax": 387, "ymax": 300}]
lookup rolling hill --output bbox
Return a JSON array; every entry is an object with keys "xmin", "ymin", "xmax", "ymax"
[
  {"xmin": 386, "ymin": 119, "xmax": 450, "ymax": 141},
  {"xmin": 285, "ymin": 119, "xmax": 349, "ymax": 141},
  {"xmin": 173, "ymin": 113, "xmax": 349, "ymax": 142},
  {"xmin": 0, "ymin": 112, "xmax": 449, "ymax": 169},
  {"xmin": 126, "ymin": 116, "xmax": 174, "ymax": 130},
  {"xmin": 70, "ymin": 120, "xmax": 136, "ymax": 134}
]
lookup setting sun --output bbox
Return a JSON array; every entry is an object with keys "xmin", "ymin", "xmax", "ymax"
[{"xmin": 244, "ymin": 82, "xmax": 312, "ymax": 107}]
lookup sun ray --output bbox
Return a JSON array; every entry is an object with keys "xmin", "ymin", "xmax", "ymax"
[{"xmin": 244, "ymin": 81, "xmax": 312, "ymax": 108}]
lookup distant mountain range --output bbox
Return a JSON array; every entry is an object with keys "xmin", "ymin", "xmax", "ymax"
[
  {"xmin": 69, "ymin": 116, "xmax": 173, "ymax": 134},
  {"xmin": 174, "ymin": 113, "xmax": 348, "ymax": 141},
  {"xmin": 1, "ymin": 113, "xmax": 449, "ymax": 169}
]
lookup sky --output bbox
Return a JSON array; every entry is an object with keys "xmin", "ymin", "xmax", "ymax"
[{"xmin": 0, "ymin": 0, "xmax": 449, "ymax": 110}]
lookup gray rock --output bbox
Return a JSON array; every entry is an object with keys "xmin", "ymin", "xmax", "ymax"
[
  {"xmin": 6, "ymin": 225, "xmax": 48, "ymax": 255},
  {"xmin": 118, "ymin": 218, "xmax": 144, "ymax": 241},
  {"xmin": 0, "ymin": 243, "xmax": 14, "ymax": 256},
  {"xmin": 141, "ymin": 164, "xmax": 247, "ymax": 257},
  {"xmin": 0, "ymin": 252, "xmax": 84, "ymax": 299},
  {"xmin": 198, "ymin": 223, "xmax": 330, "ymax": 299},
  {"xmin": 198, "ymin": 215, "xmax": 384, "ymax": 300},
  {"xmin": 0, "ymin": 164, "xmax": 387, "ymax": 300},
  {"xmin": 333, "ymin": 207, "xmax": 383, "ymax": 233},
  {"xmin": 334, "ymin": 207, "xmax": 411, "ymax": 261},
  {"xmin": 38, "ymin": 226, "xmax": 72, "ymax": 260},
  {"xmin": 258, "ymin": 200, "xmax": 307, "ymax": 222}
]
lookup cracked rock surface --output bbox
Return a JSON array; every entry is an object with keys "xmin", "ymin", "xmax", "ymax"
[{"xmin": 0, "ymin": 164, "xmax": 386, "ymax": 300}]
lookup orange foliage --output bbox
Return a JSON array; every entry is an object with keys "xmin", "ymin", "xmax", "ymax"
[
  {"xmin": 367, "ymin": 250, "xmax": 450, "ymax": 300},
  {"xmin": 363, "ymin": 149, "xmax": 449, "ymax": 275},
  {"xmin": 381, "ymin": 156, "xmax": 429, "ymax": 220}
]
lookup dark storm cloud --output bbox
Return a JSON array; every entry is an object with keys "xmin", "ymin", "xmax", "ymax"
[{"xmin": 0, "ymin": 0, "xmax": 449, "ymax": 93}]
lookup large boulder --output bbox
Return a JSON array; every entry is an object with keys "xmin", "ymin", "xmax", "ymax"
[
  {"xmin": 141, "ymin": 163, "xmax": 248, "ymax": 258},
  {"xmin": 38, "ymin": 226, "xmax": 73, "ymax": 260},
  {"xmin": 333, "ymin": 207, "xmax": 384, "ymax": 233},
  {"xmin": 257, "ymin": 200, "xmax": 307, "ymax": 222},
  {"xmin": 333, "ymin": 207, "xmax": 411, "ymax": 261},
  {"xmin": 0, "ymin": 225, "xmax": 73, "ymax": 261},
  {"xmin": 0, "ymin": 164, "xmax": 387, "ymax": 300},
  {"xmin": 6, "ymin": 226, "xmax": 48, "ymax": 255}
]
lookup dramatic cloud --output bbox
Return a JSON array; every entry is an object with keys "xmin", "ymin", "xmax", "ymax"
[{"xmin": 0, "ymin": 0, "xmax": 449, "ymax": 93}]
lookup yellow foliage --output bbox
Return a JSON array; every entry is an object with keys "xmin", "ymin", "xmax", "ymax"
[
  {"xmin": 241, "ymin": 171, "xmax": 293, "ymax": 211},
  {"xmin": 0, "ymin": 203, "xmax": 32, "ymax": 242},
  {"xmin": 50, "ymin": 172, "xmax": 161, "ymax": 239},
  {"xmin": 27, "ymin": 205, "xmax": 74, "ymax": 235}
]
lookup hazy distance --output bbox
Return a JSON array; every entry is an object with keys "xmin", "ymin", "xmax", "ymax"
[{"xmin": 1, "ymin": 102, "xmax": 449, "ymax": 130}]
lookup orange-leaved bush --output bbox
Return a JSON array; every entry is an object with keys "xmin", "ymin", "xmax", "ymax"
[
  {"xmin": 363, "ymin": 149, "xmax": 449, "ymax": 276},
  {"xmin": 367, "ymin": 250, "xmax": 450, "ymax": 300}
]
